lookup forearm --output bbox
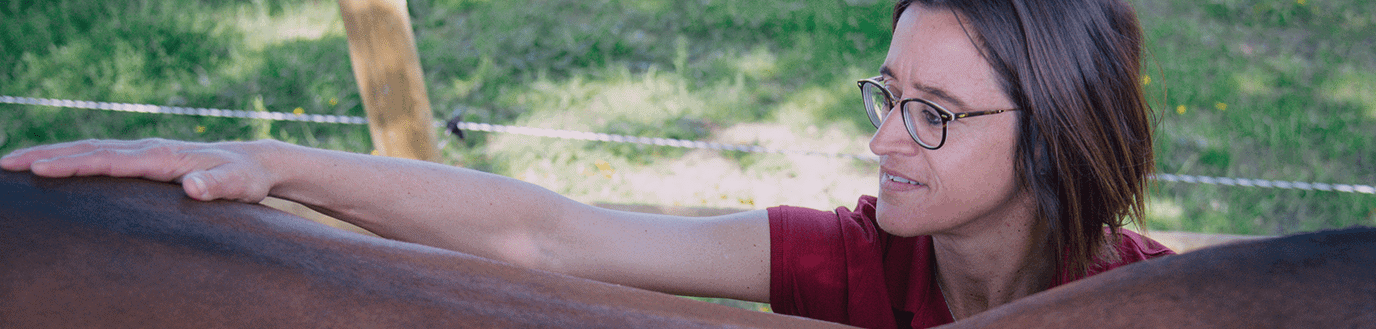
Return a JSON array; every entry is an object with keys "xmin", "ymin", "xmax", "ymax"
[
  {"xmin": 262, "ymin": 143, "xmax": 773, "ymax": 301},
  {"xmin": 3, "ymin": 138, "xmax": 771, "ymax": 301},
  {"xmin": 258, "ymin": 141, "xmax": 574, "ymax": 267}
]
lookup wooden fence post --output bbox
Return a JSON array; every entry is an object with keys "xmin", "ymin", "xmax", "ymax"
[{"xmin": 338, "ymin": 0, "xmax": 439, "ymax": 162}]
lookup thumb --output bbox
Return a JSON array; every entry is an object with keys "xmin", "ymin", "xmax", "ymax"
[
  {"xmin": 182, "ymin": 171, "xmax": 216, "ymax": 201},
  {"xmin": 181, "ymin": 168, "xmax": 269, "ymax": 203}
]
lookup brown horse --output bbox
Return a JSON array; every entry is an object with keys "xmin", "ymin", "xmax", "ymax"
[
  {"xmin": 6, "ymin": 170, "xmax": 1372, "ymax": 328},
  {"xmin": 941, "ymin": 225, "xmax": 1376, "ymax": 328},
  {"xmin": 0, "ymin": 170, "xmax": 844, "ymax": 328}
]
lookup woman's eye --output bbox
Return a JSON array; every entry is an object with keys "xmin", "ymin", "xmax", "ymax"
[{"xmin": 920, "ymin": 109, "xmax": 944, "ymax": 126}]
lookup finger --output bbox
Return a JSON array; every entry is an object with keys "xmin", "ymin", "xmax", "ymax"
[
  {"xmin": 1, "ymin": 139, "xmax": 179, "ymax": 171},
  {"xmin": 0, "ymin": 154, "xmax": 23, "ymax": 171},
  {"xmin": 181, "ymin": 172, "xmax": 216, "ymax": 201},
  {"xmin": 1, "ymin": 140, "xmax": 104, "ymax": 171},
  {"xmin": 28, "ymin": 145, "xmax": 208, "ymax": 182},
  {"xmin": 182, "ymin": 165, "xmax": 271, "ymax": 203},
  {"xmin": 27, "ymin": 148, "xmax": 141, "ymax": 178}
]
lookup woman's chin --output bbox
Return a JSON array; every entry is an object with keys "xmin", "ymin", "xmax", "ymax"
[{"xmin": 874, "ymin": 197, "xmax": 932, "ymax": 237}]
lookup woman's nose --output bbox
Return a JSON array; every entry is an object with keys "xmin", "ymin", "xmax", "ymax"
[{"xmin": 868, "ymin": 110, "xmax": 921, "ymax": 157}]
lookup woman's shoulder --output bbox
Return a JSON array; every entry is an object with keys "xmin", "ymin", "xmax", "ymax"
[
  {"xmin": 1114, "ymin": 229, "xmax": 1177, "ymax": 262},
  {"xmin": 1083, "ymin": 229, "xmax": 1177, "ymax": 279},
  {"xmin": 1058, "ymin": 228, "xmax": 1177, "ymax": 286},
  {"xmin": 767, "ymin": 195, "xmax": 882, "ymax": 237},
  {"xmin": 769, "ymin": 195, "xmax": 879, "ymax": 220},
  {"xmin": 767, "ymin": 195, "xmax": 934, "ymax": 327}
]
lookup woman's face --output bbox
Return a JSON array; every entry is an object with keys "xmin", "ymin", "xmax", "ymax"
[{"xmin": 870, "ymin": 5, "xmax": 1031, "ymax": 237}]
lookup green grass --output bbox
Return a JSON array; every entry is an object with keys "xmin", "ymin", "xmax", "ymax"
[
  {"xmin": 1135, "ymin": 0, "xmax": 1376, "ymax": 234},
  {"xmin": 0, "ymin": 0, "xmax": 373, "ymax": 152},
  {"xmin": 0, "ymin": 0, "xmax": 1372, "ymax": 296}
]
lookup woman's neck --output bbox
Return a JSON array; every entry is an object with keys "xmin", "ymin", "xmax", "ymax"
[{"xmin": 931, "ymin": 199, "xmax": 1052, "ymax": 320}]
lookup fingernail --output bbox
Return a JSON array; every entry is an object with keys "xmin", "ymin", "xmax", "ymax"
[
  {"xmin": 188, "ymin": 176, "xmax": 211, "ymax": 200},
  {"xmin": 28, "ymin": 159, "xmax": 49, "ymax": 171}
]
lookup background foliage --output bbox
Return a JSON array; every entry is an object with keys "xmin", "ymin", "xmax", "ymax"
[{"xmin": 1, "ymin": 0, "xmax": 1372, "ymax": 251}]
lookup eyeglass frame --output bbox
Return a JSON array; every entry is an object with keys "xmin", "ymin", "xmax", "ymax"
[{"xmin": 857, "ymin": 76, "xmax": 1019, "ymax": 150}]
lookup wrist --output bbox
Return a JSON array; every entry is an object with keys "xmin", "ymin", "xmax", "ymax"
[
  {"xmin": 247, "ymin": 140, "xmax": 358, "ymax": 210},
  {"xmin": 240, "ymin": 139, "xmax": 301, "ymax": 199}
]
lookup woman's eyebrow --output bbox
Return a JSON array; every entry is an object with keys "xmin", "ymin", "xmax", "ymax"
[{"xmin": 878, "ymin": 65, "xmax": 971, "ymax": 109}]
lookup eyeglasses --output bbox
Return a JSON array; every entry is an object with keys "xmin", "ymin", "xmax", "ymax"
[{"xmin": 857, "ymin": 76, "xmax": 1019, "ymax": 150}]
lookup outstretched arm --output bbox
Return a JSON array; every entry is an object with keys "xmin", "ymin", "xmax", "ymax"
[{"xmin": 0, "ymin": 139, "xmax": 770, "ymax": 302}]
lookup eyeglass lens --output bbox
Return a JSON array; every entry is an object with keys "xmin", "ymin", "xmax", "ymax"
[
  {"xmin": 861, "ymin": 82, "xmax": 890, "ymax": 128},
  {"xmin": 860, "ymin": 81, "xmax": 946, "ymax": 148}
]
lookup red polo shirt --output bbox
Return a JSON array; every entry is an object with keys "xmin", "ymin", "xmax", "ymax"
[{"xmin": 769, "ymin": 196, "xmax": 1175, "ymax": 329}]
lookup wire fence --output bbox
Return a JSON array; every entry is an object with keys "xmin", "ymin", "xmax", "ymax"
[{"xmin": 2, "ymin": 95, "xmax": 1373, "ymax": 195}]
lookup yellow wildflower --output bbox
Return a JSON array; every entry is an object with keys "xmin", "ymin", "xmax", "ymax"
[{"xmin": 595, "ymin": 159, "xmax": 615, "ymax": 178}]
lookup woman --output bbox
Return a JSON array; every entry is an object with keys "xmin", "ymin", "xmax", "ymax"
[{"xmin": 0, "ymin": 0, "xmax": 1172, "ymax": 328}]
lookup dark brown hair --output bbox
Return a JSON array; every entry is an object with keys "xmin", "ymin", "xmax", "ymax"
[{"xmin": 892, "ymin": 0, "xmax": 1154, "ymax": 277}]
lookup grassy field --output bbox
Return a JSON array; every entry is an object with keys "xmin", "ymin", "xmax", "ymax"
[
  {"xmin": 1136, "ymin": 0, "xmax": 1375, "ymax": 234},
  {"xmin": 1, "ymin": 0, "xmax": 1373, "ymax": 307}
]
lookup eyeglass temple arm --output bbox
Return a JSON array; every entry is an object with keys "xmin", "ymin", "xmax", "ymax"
[{"xmin": 952, "ymin": 108, "xmax": 1017, "ymax": 120}]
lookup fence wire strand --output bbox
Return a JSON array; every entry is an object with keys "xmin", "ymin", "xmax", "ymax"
[{"xmin": 2, "ymin": 95, "xmax": 1372, "ymax": 195}]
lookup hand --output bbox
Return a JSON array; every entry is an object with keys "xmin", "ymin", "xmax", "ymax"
[{"xmin": 1, "ymin": 138, "xmax": 280, "ymax": 203}]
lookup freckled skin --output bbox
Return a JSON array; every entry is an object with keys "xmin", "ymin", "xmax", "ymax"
[{"xmin": 0, "ymin": 171, "xmax": 844, "ymax": 328}]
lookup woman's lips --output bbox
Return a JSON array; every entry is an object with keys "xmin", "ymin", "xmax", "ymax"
[{"xmin": 881, "ymin": 171, "xmax": 925, "ymax": 192}]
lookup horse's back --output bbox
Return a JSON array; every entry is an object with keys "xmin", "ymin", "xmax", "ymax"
[
  {"xmin": 945, "ymin": 226, "xmax": 1376, "ymax": 328},
  {"xmin": 0, "ymin": 171, "xmax": 843, "ymax": 328}
]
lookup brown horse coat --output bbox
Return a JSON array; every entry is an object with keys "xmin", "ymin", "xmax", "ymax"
[
  {"xmin": 941, "ymin": 225, "xmax": 1376, "ymax": 328},
  {"xmin": 6, "ymin": 169, "xmax": 1371, "ymax": 328},
  {"xmin": 0, "ymin": 171, "xmax": 845, "ymax": 328}
]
